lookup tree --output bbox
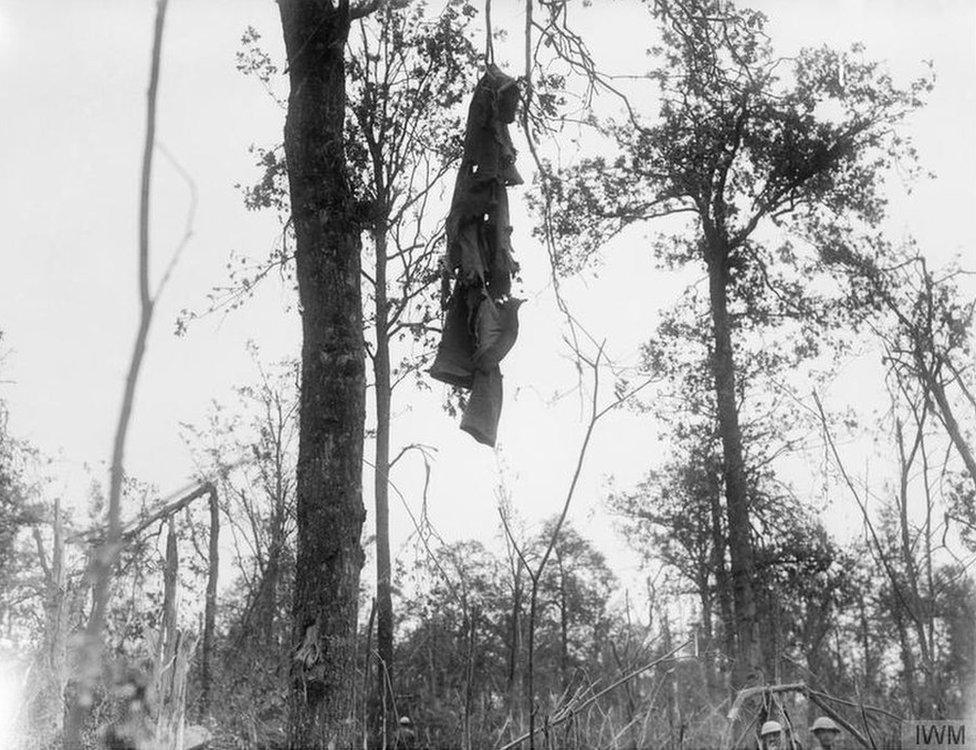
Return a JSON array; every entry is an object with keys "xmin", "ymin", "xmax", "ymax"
[
  {"xmin": 235, "ymin": 6, "xmax": 482, "ymax": 740},
  {"xmin": 831, "ymin": 245, "xmax": 975, "ymax": 489},
  {"xmin": 394, "ymin": 538, "xmax": 510, "ymax": 750},
  {"xmin": 814, "ymin": 375, "xmax": 975, "ymax": 719},
  {"xmin": 611, "ymin": 442, "xmax": 731, "ymax": 688},
  {"xmin": 532, "ymin": 520, "xmax": 617, "ymax": 696},
  {"xmin": 546, "ymin": 0, "xmax": 930, "ymax": 686},
  {"xmin": 0, "ymin": 357, "xmax": 60, "ymax": 745},
  {"xmin": 611, "ymin": 263, "xmax": 842, "ymax": 690},
  {"xmin": 277, "ymin": 1, "xmax": 372, "ymax": 745},
  {"xmin": 345, "ymin": 6, "xmax": 479, "ymax": 739},
  {"xmin": 63, "ymin": 0, "xmax": 206, "ymax": 743},
  {"xmin": 181, "ymin": 353, "xmax": 298, "ymax": 745},
  {"xmin": 0, "ymin": 365, "xmax": 43, "ymax": 620}
]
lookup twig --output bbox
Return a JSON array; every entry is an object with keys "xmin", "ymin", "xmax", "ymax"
[
  {"xmin": 388, "ymin": 442, "xmax": 438, "ymax": 471},
  {"xmin": 518, "ymin": 343, "xmax": 657, "ymax": 749},
  {"xmin": 363, "ymin": 456, "xmax": 464, "ymax": 612},
  {"xmin": 154, "ymin": 142, "xmax": 198, "ymax": 297}
]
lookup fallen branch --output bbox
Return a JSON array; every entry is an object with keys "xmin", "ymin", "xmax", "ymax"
[
  {"xmin": 722, "ymin": 681, "xmax": 881, "ymax": 750},
  {"xmin": 807, "ymin": 690, "xmax": 873, "ymax": 749},
  {"xmin": 723, "ymin": 682, "xmax": 805, "ymax": 750},
  {"xmin": 69, "ymin": 481, "xmax": 215, "ymax": 545},
  {"xmin": 497, "ymin": 638, "xmax": 692, "ymax": 750},
  {"xmin": 807, "ymin": 689, "xmax": 902, "ymax": 723}
]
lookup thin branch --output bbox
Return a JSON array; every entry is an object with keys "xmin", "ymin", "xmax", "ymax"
[
  {"xmin": 807, "ymin": 690, "xmax": 872, "ymax": 749},
  {"xmin": 811, "ymin": 390, "xmax": 929, "ymax": 649},
  {"xmin": 70, "ymin": 482, "xmax": 214, "ymax": 546},
  {"xmin": 154, "ymin": 142, "xmax": 198, "ymax": 298},
  {"xmin": 387, "ymin": 443, "xmax": 438, "ymax": 472},
  {"xmin": 497, "ymin": 639, "xmax": 693, "ymax": 750},
  {"xmin": 806, "ymin": 689, "xmax": 902, "ymax": 723}
]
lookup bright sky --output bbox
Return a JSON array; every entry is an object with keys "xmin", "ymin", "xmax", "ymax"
[{"xmin": 1, "ymin": 0, "xmax": 974, "ymax": 608}]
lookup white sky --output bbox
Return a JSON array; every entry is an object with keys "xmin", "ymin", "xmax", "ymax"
[{"xmin": 1, "ymin": 0, "xmax": 974, "ymax": 609}]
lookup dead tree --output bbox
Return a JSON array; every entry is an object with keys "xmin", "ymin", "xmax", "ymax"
[
  {"xmin": 65, "ymin": 1, "xmax": 186, "ymax": 744},
  {"xmin": 199, "ymin": 485, "xmax": 219, "ymax": 719},
  {"xmin": 150, "ymin": 518, "xmax": 198, "ymax": 749}
]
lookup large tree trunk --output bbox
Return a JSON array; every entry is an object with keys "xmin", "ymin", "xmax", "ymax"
[
  {"xmin": 705, "ymin": 248, "xmax": 758, "ymax": 690},
  {"xmin": 371, "ymin": 223, "xmax": 397, "ymax": 746},
  {"xmin": 278, "ymin": 2, "xmax": 367, "ymax": 747}
]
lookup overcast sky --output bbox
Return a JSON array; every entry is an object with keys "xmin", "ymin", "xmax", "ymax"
[{"xmin": 1, "ymin": 0, "xmax": 974, "ymax": 605}]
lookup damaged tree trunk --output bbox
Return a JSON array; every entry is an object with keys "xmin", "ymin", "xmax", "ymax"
[
  {"xmin": 278, "ymin": 2, "xmax": 367, "ymax": 747},
  {"xmin": 199, "ymin": 486, "xmax": 219, "ymax": 719},
  {"xmin": 152, "ymin": 518, "xmax": 198, "ymax": 750}
]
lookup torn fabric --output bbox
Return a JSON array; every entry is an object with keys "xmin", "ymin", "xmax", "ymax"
[{"xmin": 429, "ymin": 64, "xmax": 524, "ymax": 447}]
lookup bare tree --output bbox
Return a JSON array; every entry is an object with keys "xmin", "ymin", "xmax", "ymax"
[
  {"xmin": 66, "ymin": 0, "xmax": 198, "ymax": 744},
  {"xmin": 345, "ymin": 7, "xmax": 479, "ymax": 738},
  {"xmin": 500, "ymin": 344, "xmax": 654, "ymax": 749}
]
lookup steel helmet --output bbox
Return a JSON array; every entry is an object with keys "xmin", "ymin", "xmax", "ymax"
[
  {"xmin": 760, "ymin": 720, "xmax": 783, "ymax": 737},
  {"xmin": 811, "ymin": 717, "xmax": 840, "ymax": 732}
]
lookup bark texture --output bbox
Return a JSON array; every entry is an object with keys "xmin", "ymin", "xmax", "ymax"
[
  {"xmin": 278, "ymin": 2, "xmax": 367, "ymax": 747},
  {"xmin": 706, "ymin": 244, "xmax": 758, "ymax": 689}
]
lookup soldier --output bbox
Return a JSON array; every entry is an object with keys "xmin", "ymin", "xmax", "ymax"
[
  {"xmin": 760, "ymin": 720, "xmax": 784, "ymax": 750},
  {"xmin": 809, "ymin": 716, "xmax": 842, "ymax": 749},
  {"xmin": 394, "ymin": 715, "xmax": 417, "ymax": 750}
]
